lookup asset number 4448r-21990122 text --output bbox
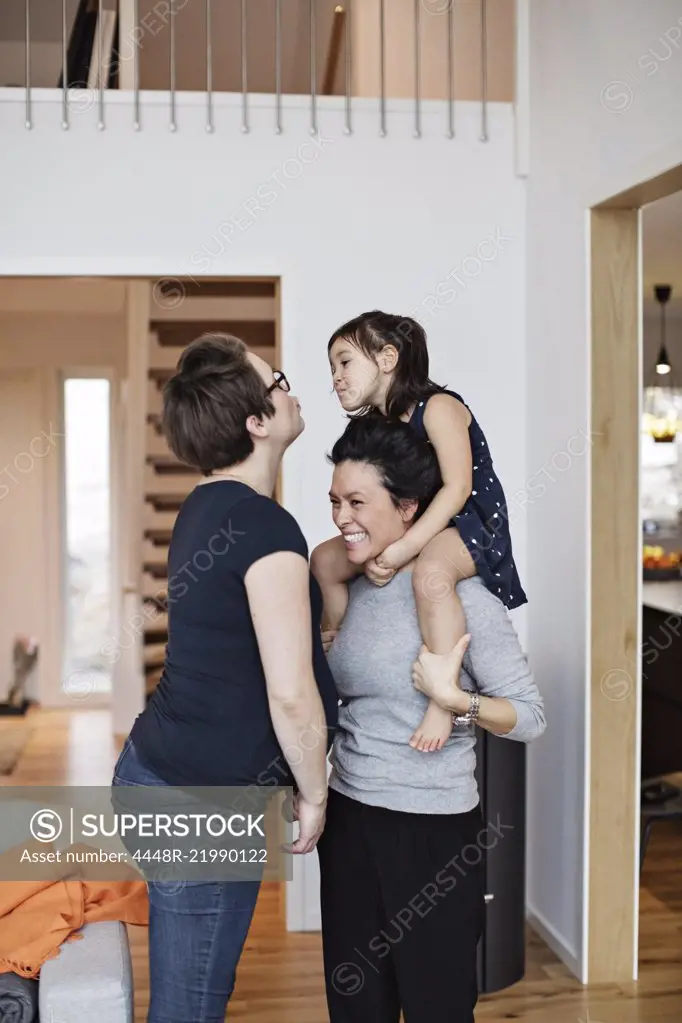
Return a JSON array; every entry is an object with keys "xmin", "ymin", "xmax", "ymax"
[{"xmin": 132, "ymin": 849, "xmax": 268, "ymax": 864}]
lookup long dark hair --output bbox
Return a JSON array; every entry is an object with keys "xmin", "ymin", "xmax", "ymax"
[
  {"xmin": 328, "ymin": 414, "xmax": 442, "ymax": 520},
  {"xmin": 327, "ymin": 310, "xmax": 445, "ymax": 420}
]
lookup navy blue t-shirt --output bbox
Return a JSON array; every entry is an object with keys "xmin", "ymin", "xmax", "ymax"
[{"xmin": 130, "ymin": 480, "xmax": 338, "ymax": 788}]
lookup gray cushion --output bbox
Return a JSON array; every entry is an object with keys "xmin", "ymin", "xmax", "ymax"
[{"xmin": 39, "ymin": 921, "xmax": 133, "ymax": 1023}]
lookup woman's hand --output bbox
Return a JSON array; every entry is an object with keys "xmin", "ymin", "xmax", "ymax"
[
  {"xmin": 321, "ymin": 629, "xmax": 339, "ymax": 654},
  {"xmin": 286, "ymin": 793, "xmax": 327, "ymax": 854},
  {"xmin": 411, "ymin": 636, "xmax": 471, "ymax": 714}
]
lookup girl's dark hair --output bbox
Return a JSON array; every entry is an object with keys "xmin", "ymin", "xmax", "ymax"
[
  {"xmin": 162, "ymin": 333, "xmax": 275, "ymax": 474},
  {"xmin": 328, "ymin": 414, "xmax": 442, "ymax": 519},
  {"xmin": 327, "ymin": 309, "xmax": 444, "ymax": 419}
]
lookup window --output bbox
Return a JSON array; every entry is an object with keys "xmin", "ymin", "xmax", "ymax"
[{"xmin": 62, "ymin": 377, "xmax": 112, "ymax": 696}]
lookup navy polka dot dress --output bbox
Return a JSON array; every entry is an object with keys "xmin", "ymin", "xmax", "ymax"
[{"xmin": 409, "ymin": 390, "xmax": 527, "ymax": 610}]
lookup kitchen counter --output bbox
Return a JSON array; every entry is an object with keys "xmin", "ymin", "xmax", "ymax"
[{"xmin": 642, "ymin": 580, "xmax": 682, "ymax": 616}]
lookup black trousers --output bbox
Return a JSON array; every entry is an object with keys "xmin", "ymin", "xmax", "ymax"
[{"xmin": 317, "ymin": 788, "xmax": 485, "ymax": 1023}]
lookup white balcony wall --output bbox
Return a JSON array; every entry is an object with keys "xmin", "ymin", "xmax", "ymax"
[{"xmin": 0, "ymin": 92, "xmax": 526, "ymax": 579}]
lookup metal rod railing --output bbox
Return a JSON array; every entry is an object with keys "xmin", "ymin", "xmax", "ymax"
[
  {"xmin": 344, "ymin": 1, "xmax": 352, "ymax": 134},
  {"xmin": 206, "ymin": 0, "xmax": 213, "ymax": 132},
  {"xmin": 241, "ymin": 0, "xmax": 249, "ymax": 132},
  {"xmin": 447, "ymin": 1, "xmax": 454, "ymax": 138},
  {"xmin": 133, "ymin": 0, "xmax": 141, "ymax": 129},
  {"xmin": 20, "ymin": 0, "xmax": 493, "ymax": 142},
  {"xmin": 61, "ymin": 0, "xmax": 68, "ymax": 129},
  {"xmin": 97, "ymin": 0, "xmax": 105, "ymax": 129},
  {"xmin": 275, "ymin": 0, "xmax": 282, "ymax": 132},
  {"xmin": 480, "ymin": 0, "xmax": 488, "ymax": 142},
  {"xmin": 309, "ymin": 0, "xmax": 318, "ymax": 135},
  {"xmin": 169, "ymin": 0, "xmax": 177, "ymax": 130},
  {"xmin": 25, "ymin": 0, "xmax": 32, "ymax": 129},
  {"xmin": 413, "ymin": 0, "xmax": 422, "ymax": 138},
  {"xmin": 379, "ymin": 0, "xmax": 386, "ymax": 136}
]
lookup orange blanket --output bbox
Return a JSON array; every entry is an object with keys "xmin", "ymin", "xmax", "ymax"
[{"xmin": 0, "ymin": 840, "xmax": 148, "ymax": 978}]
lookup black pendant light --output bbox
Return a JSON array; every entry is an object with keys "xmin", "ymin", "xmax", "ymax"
[
  {"xmin": 643, "ymin": 284, "xmax": 678, "ymax": 442},
  {"xmin": 654, "ymin": 284, "xmax": 672, "ymax": 375}
]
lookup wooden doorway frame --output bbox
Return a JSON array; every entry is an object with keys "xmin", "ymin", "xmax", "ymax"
[{"xmin": 589, "ymin": 164, "xmax": 682, "ymax": 983}]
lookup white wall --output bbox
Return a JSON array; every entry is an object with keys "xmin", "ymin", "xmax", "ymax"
[
  {"xmin": 0, "ymin": 370, "xmax": 46, "ymax": 700},
  {"xmin": 0, "ymin": 90, "xmax": 527, "ymax": 586},
  {"xmin": 527, "ymin": 0, "xmax": 682, "ymax": 980},
  {"xmin": 0, "ymin": 314, "xmax": 127, "ymax": 370},
  {"xmin": 0, "ymin": 88, "xmax": 526, "ymax": 932}
]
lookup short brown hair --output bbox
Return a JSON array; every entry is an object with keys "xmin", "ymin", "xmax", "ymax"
[{"xmin": 162, "ymin": 333, "xmax": 275, "ymax": 474}]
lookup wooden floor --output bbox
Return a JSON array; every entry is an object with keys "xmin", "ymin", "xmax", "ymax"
[{"xmin": 3, "ymin": 708, "xmax": 682, "ymax": 1021}]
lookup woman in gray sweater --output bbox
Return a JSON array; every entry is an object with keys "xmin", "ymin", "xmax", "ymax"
[{"xmin": 314, "ymin": 415, "xmax": 545, "ymax": 1023}]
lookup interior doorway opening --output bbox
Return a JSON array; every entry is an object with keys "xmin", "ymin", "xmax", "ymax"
[{"xmin": 589, "ymin": 165, "xmax": 682, "ymax": 984}]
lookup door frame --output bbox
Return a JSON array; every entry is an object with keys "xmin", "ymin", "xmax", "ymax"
[{"xmin": 588, "ymin": 163, "xmax": 682, "ymax": 983}]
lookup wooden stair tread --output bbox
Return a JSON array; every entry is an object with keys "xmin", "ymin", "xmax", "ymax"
[
  {"xmin": 144, "ymin": 504, "xmax": 177, "ymax": 529},
  {"xmin": 150, "ymin": 320, "xmax": 276, "ymax": 350},
  {"xmin": 142, "ymin": 575, "xmax": 167, "ymax": 601},
  {"xmin": 143, "ymin": 561, "xmax": 169, "ymax": 579},
  {"xmin": 145, "ymin": 529, "xmax": 173, "ymax": 545},
  {"xmin": 144, "ymin": 631, "xmax": 168, "ymax": 647},
  {"xmin": 149, "ymin": 338, "xmax": 274, "ymax": 370},
  {"xmin": 156, "ymin": 280, "xmax": 276, "ymax": 300},
  {"xmin": 146, "ymin": 456, "xmax": 194, "ymax": 474},
  {"xmin": 146, "ymin": 494, "xmax": 185, "ymax": 511},
  {"xmin": 144, "ymin": 617, "xmax": 168, "ymax": 638},
  {"xmin": 144, "ymin": 642, "xmax": 166, "ymax": 665}
]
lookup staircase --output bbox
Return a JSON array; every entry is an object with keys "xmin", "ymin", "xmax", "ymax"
[{"xmin": 142, "ymin": 279, "xmax": 279, "ymax": 700}]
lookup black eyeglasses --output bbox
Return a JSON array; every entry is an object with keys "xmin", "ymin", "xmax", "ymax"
[{"xmin": 266, "ymin": 370, "xmax": 290, "ymax": 394}]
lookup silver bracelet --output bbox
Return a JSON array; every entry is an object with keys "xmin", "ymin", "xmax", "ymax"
[{"xmin": 452, "ymin": 692, "xmax": 480, "ymax": 727}]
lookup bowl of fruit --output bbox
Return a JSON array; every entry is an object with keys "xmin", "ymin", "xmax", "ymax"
[{"xmin": 642, "ymin": 545, "xmax": 682, "ymax": 580}]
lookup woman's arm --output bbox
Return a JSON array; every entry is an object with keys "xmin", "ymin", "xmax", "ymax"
[
  {"xmin": 384, "ymin": 393, "xmax": 473, "ymax": 565},
  {"xmin": 411, "ymin": 582, "xmax": 546, "ymax": 742},
  {"xmin": 412, "ymin": 640, "xmax": 519, "ymax": 736},
  {"xmin": 245, "ymin": 550, "xmax": 329, "ymax": 851}
]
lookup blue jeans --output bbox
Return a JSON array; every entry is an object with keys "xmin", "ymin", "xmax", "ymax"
[{"xmin": 112, "ymin": 737, "xmax": 261, "ymax": 1023}]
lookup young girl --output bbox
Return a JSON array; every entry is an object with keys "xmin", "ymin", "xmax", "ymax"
[{"xmin": 312, "ymin": 310, "xmax": 527, "ymax": 752}]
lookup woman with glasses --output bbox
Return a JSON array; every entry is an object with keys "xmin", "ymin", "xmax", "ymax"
[{"xmin": 112, "ymin": 333, "xmax": 338, "ymax": 1023}]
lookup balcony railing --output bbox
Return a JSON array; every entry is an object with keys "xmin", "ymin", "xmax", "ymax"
[{"xmin": 2, "ymin": 0, "xmax": 514, "ymax": 138}]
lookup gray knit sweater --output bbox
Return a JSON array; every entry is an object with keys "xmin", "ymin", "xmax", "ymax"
[{"xmin": 327, "ymin": 572, "xmax": 545, "ymax": 815}]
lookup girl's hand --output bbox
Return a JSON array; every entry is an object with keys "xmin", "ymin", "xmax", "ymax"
[
  {"xmin": 364, "ymin": 540, "xmax": 409, "ymax": 586},
  {"xmin": 411, "ymin": 636, "xmax": 471, "ymax": 713},
  {"xmin": 364, "ymin": 557, "xmax": 396, "ymax": 586}
]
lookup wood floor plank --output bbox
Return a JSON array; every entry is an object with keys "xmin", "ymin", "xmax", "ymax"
[{"xmin": 3, "ymin": 708, "xmax": 681, "ymax": 1021}]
